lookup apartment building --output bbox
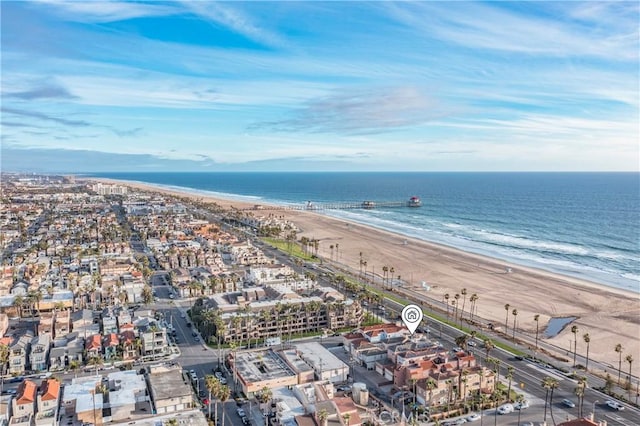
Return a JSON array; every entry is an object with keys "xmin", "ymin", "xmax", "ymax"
[{"xmin": 207, "ymin": 285, "xmax": 363, "ymax": 344}]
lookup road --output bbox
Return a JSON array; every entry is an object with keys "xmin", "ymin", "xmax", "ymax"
[{"xmin": 246, "ymin": 239, "xmax": 640, "ymax": 426}]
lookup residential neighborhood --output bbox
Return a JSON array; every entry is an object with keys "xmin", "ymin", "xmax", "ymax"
[{"xmin": 0, "ymin": 174, "xmax": 632, "ymax": 426}]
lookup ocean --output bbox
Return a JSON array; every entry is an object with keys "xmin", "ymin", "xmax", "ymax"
[{"xmin": 90, "ymin": 172, "xmax": 640, "ymax": 293}]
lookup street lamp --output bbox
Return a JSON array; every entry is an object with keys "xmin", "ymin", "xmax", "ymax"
[{"xmin": 591, "ymin": 400, "xmax": 599, "ymax": 422}]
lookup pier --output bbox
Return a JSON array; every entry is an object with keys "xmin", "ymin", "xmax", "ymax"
[{"xmin": 239, "ymin": 197, "xmax": 421, "ymax": 212}]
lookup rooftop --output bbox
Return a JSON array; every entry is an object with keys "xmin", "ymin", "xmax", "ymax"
[
  {"xmin": 295, "ymin": 342, "xmax": 349, "ymax": 372},
  {"xmin": 235, "ymin": 349, "xmax": 297, "ymax": 384},
  {"xmin": 148, "ymin": 366, "xmax": 193, "ymax": 401}
]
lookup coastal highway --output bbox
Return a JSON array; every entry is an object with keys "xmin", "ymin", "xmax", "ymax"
[{"xmin": 249, "ymin": 240, "xmax": 640, "ymax": 425}]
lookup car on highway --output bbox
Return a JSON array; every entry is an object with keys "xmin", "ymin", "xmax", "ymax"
[
  {"xmin": 467, "ymin": 341, "xmax": 477, "ymax": 347},
  {"xmin": 605, "ymin": 400, "xmax": 625, "ymax": 411},
  {"xmin": 514, "ymin": 400, "xmax": 530, "ymax": 410},
  {"xmin": 497, "ymin": 404, "xmax": 514, "ymax": 414},
  {"xmin": 561, "ymin": 399, "xmax": 575, "ymax": 408},
  {"xmin": 466, "ymin": 413, "xmax": 481, "ymax": 422},
  {"xmin": 442, "ymin": 419, "xmax": 466, "ymax": 426}
]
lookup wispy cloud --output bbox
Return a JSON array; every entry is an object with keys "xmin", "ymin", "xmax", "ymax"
[
  {"xmin": 384, "ymin": 2, "xmax": 638, "ymax": 61},
  {"xmin": 4, "ymin": 82, "xmax": 77, "ymax": 100},
  {"xmin": 33, "ymin": 0, "xmax": 178, "ymax": 23},
  {"xmin": 2, "ymin": 106, "xmax": 91, "ymax": 127},
  {"xmin": 253, "ymin": 86, "xmax": 445, "ymax": 134},
  {"xmin": 179, "ymin": 1, "xmax": 288, "ymax": 49}
]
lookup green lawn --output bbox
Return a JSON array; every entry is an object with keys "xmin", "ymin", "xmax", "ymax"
[{"xmin": 261, "ymin": 238, "xmax": 318, "ymax": 261}]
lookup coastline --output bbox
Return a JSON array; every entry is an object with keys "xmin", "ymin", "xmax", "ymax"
[{"xmin": 88, "ymin": 177, "xmax": 640, "ymax": 375}]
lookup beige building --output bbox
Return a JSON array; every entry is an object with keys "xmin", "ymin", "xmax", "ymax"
[{"xmin": 147, "ymin": 365, "xmax": 195, "ymax": 414}]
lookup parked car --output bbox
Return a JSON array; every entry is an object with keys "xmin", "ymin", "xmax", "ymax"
[
  {"xmin": 605, "ymin": 400, "xmax": 625, "ymax": 411},
  {"xmin": 466, "ymin": 413, "xmax": 481, "ymax": 422},
  {"xmin": 237, "ymin": 408, "xmax": 246, "ymax": 417},
  {"xmin": 561, "ymin": 399, "xmax": 575, "ymax": 408},
  {"xmin": 497, "ymin": 404, "xmax": 514, "ymax": 415}
]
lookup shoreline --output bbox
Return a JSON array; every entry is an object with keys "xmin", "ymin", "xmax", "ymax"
[{"xmin": 87, "ymin": 177, "xmax": 640, "ymax": 375}]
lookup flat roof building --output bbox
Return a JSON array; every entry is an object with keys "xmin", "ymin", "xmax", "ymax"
[{"xmin": 295, "ymin": 342, "xmax": 349, "ymax": 383}]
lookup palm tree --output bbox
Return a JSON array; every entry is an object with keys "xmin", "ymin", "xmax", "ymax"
[
  {"xmin": 165, "ymin": 419, "xmax": 178, "ymax": 426},
  {"xmin": 511, "ymin": 309, "xmax": 518, "ymax": 340},
  {"xmin": 69, "ymin": 360, "xmax": 80, "ymax": 378},
  {"xmin": 583, "ymin": 333, "xmax": 591, "ymax": 371},
  {"xmin": 455, "ymin": 334, "xmax": 469, "ymax": 351},
  {"xmin": 460, "ymin": 288, "xmax": 468, "ymax": 322},
  {"xmin": 444, "ymin": 293, "xmax": 450, "ymax": 319},
  {"xmin": 542, "ymin": 376, "xmax": 559, "ymax": 425},
  {"xmin": 571, "ymin": 325, "xmax": 579, "ymax": 367},
  {"xmin": 533, "ymin": 314, "xmax": 540, "ymax": 356},
  {"xmin": 625, "ymin": 354, "xmax": 634, "ymax": 399},
  {"xmin": 506, "ymin": 366, "xmax": 515, "ymax": 402},
  {"xmin": 342, "ymin": 413, "xmax": 351, "ymax": 426},
  {"xmin": 87, "ymin": 355, "xmax": 103, "ymax": 376},
  {"xmin": 515, "ymin": 393, "xmax": 526, "ymax": 425},
  {"xmin": 615, "ymin": 343, "xmax": 623, "ymax": 384},
  {"xmin": 469, "ymin": 293, "xmax": 478, "ymax": 321},
  {"xmin": 454, "ymin": 293, "xmax": 460, "ymax": 322},
  {"xmin": 217, "ymin": 384, "xmax": 231, "ymax": 426},
  {"xmin": 424, "ymin": 378, "xmax": 437, "ymax": 406},
  {"xmin": 316, "ymin": 408, "xmax": 329, "ymax": 426},
  {"xmin": 574, "ymin": 376, "xmax": 587, "ymax": 418},
  {"xmin": 483, "ymin": 339, "xmax": 495, "ymax": 366},
  {"xmin": 205, "ymin": 375, "xmax": 220, "ymax": 421},
  {"xmin": 504, "ymin": 304, "xmax": 510, "ymax": 336},
  {"xmin": 0, "ymin": 344, "xmax": 8, "ymax": 394}
]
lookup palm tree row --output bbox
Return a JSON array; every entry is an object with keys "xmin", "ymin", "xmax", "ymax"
[{"xmin": 204, "ymin": 375, "xmax": 231, "ymax": 424}]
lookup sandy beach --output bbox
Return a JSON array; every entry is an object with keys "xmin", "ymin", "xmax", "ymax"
[{"xmin": 93, "ymin": 178, "xmax": 640, "ymax": 377}]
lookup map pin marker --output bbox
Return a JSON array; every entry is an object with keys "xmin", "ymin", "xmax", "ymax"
[{"xmin": 401, "ymin": 304, "xmax": 423, "ymax": 335}]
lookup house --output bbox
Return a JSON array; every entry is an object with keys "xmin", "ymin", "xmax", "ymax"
[
  {"xmin": 0, "ymin": 394, "xmax": 12, "ymax": 426},
  {"xmin": 49, "ymin": 332, "xmax": 85, "ymax": 372},
  {"xmin": 9, "ymin": 334, "xmax": 32, "ymax": 375},
  {"xmin": 104, "ymin": 370, "xmax": 150, "ymax": 422},
  {"xmin": 85, "ymin": 335, "xmax": 102, "ymax": 360},
  {"xmin": 71, "ymin": 309, "xmax": 100, "ymax": 339},
  {"xmin": 147, "ymin": 365, "xmax": 195, "ymax": 414},
  {"xmin": 54, "ymin": 309, "xmax": 71, "ymax": 337},
  {"xmin": 62, "ymin": 376, "xmax": 103, "ymax": 426},
  {"xmin": 119, "ymin": 330, "xmax": 138, "ymax": 361},
  {"xmin": 37, "ymin": 312, "xmax": 55, "ymax": 338},
  {"xmin": 0, "ymin": 313, "xmax": 8, "ymax": 338},
  {"xmin": 116, "ymin": 310, "xmax": 132, "ymax": 329},
  {"xmin": 35, "ymin": 378, "xmax": 61, "ymax": 426},
  {"xmin": 103, "ymin": 333, "xmax": 119, "ymax": 360},
  {"xmin": 11, "ymin": 380, "xmax": 37, "ymax": 425},
  {"xmin": 29, "ymin": 334, "xmax": 51, "ymax": 372},
  {"xmin": 140, "ymin": 327, "xmax": 167, "ymax": 358},
  {"xmin": 102, "ymin": 314, "xmax": 118, "ymax": 335}
]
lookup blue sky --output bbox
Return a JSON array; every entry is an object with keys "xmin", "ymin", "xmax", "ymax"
[{"xmin": 2, "ymin": 1, "xmax": 638, "ymax": 172}]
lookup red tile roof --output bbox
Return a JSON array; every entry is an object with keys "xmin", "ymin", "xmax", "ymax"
[
  {"xmin": 104, "ymin": 333, "xmax": 119, "ymax": 347},
  {"xmin": 85, "ymin": 334, "xmax": 102, "ymax": 351},
  {"xmin": 120, "ymin": 330, "xmax": 135, "ymax": 344},
  {"xmin": 40, "ymin": 378, "xmax": 61, "ymax": 401},
  {"xmin": 16, "ymin": 380, "xmax": 37, "ymax": 404}
]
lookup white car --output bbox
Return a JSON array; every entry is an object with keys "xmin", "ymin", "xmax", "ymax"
[
  {"xmin": 605, "ymin": 400, "xmax": 625, "ymax": 411},
  {"xmin": 497, "ymin": 404, "xmax": 514, "ymax": 415},
  {"xmin": 466, "ymin": 413, "xmax": 481, "ymax": 422},
  {"xmin": 514, "ymin": 400, "xmax": 530, "ymax": 410}
]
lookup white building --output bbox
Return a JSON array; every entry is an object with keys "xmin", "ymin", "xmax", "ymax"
[{"xmin": 295, "ymin": 342, "xmax": 349, "ymax": 383}]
